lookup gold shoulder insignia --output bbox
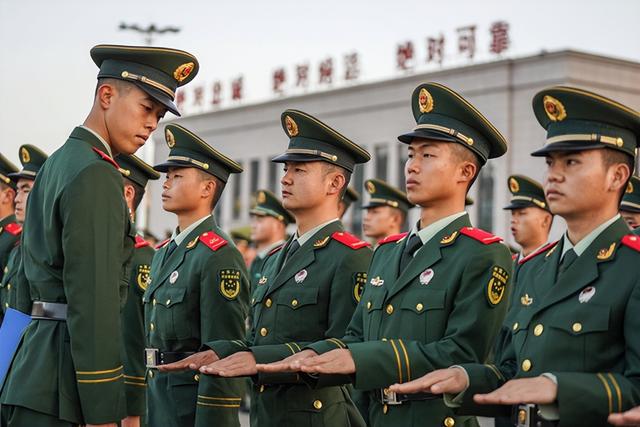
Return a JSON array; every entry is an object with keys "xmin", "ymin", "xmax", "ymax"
[
  {"xmin": 314, "ymin": 236, "xmax": 331, "ymax": 248},
  {"xmin": 186, "ymin": 237, "xmax": 199, "ymax": 249},
  {"xmin": 596, "ymin": 242, "xmax": 616, "ymax": 260},
  {"xmin": 440, "ymin": 231, "xmax": 458, "ymax": 245}
]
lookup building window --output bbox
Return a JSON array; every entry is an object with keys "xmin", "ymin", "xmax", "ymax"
[
  {"xmin": 268, "ymin": 159, "xmax": 279, "ymax": 193},
  {"xmin": 232, "ymin": 161, "xmax": 244, "ymax": 220},
  {"xmin": 397, "ymin": 144, "xmax": 408, "ymax": 191},
  {"xmin": 375, "ymin": 144, "xmax": 388, "ymax": 181},
  {"xmin": 250, "ymin": 159, "xmax": 260, "ymax": 206},
  {"xmin": 350, "ymin": 164, "xmax": 364, "ymax": 235},
  {"xmin": 477, "ymin": 163, "xmax": 495, "ymax": 231}
]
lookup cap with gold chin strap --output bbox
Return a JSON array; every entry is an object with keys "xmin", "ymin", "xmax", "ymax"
[
  {"xmin": 503, "ymin": 174, "xmax": 550, "ymax": 212},
  {"xmin": 0, "ymin": 153, "xmax": 18, "ymax": 190}
]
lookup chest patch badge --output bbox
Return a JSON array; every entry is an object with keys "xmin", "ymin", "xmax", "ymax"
[
  {"xmin": 520, "ymin": 294, "xmax": 533, "ymax": 306},
  {"xmin": 487, "ymin": 266, "xmax": 509, "ymax": 307},
  {"xmin": 294, "ymin": 269, "xmax": 308, "ymax": 284},
  {"xmin": 219, "ymin": 269, "xmax": 241, "ymax": 300},
  {"xmin": 136, "ymin": 264, "xmax": 151, "ymax": 291},
  {"xmin": 353, "ymin": 272, "xmax": 367, "ymax": 303},
  {"xmin": 169, "ymin": 270, "xmax": 179, "ymax": 284},
  {"xmin": 579, "ymin": 286, "xmax": 596, "ymax": 304},
  {"xmin": 258, "ymin": 276, "xmax": 268, "ymax": 286},
  {"xmin": 419, "ymin": 268, "xmax": 434, "ymax": 285},
  {"xmin": 370, "ymin": 276, "xmax": 384, "ymax": 287}
]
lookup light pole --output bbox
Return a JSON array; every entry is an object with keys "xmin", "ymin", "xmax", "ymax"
[{"xmin": 118, "ymin": 23, "xmax": 180, "ymax": 46}]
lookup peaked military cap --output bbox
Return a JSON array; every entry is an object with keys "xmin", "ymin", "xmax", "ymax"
[
  {"xmin": 230, "ymin": 226, "xmax": 252, "ymax": 244},
  {"xmin": 272, "ymin": 109, "xmax": 371, "ymax": 172},
  {"xmin": 8, "ymin": 144, "xmax": 48, "ymax": 181},
  {"xmin": 621, "ymin": 176, "xmax": 640, "ymax": 213},
  {"xmin": 154, "ymin": 124, "xmax": 243, "ymax": 183},
  {"xmin": 343, "ymin": 187, "xmax": 360, "ymax": 209},
  {"xmin": 362, "ymin": 179, "xmax": 412, "ymax": 213},
  {"xmin": 0, "ymin": 153, "xmax": 18, "ymax": 190},
  {"xmin": 398, "ymin": 82, "xmax": 508, "ymax": 163},
  {"xmin": 503, "ymin": 175, "xmax": 550, "ymax": 212},
  {"xmin": 116, "ymin": 154, "xmax": 160, "ymax": 187},
  {"xmin": 531, "ymin": 86, "xmax": 640, "ymax": 158},
  {"xmin": 251, "ymin": 189, "xmax": 295, "ymax": 224},
  {"xmin": 91, "ymin": 44, "xmax": 199, "ymax": 116}
]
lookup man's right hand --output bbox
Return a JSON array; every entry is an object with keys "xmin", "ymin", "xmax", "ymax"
[
  {"xmin": 388, "ymin": 367, "xmax": 469, "ymax": 395},
  {"xmin": 256, "ymin": 349, "xmax": 318, "ymax": 373},
  {"xmin": 158, "ymin": 350, "xmax": 219, "ymax": 372}
]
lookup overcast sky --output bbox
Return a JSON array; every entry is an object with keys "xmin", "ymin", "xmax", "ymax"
[{"xmin": 1, "ymin": 0, "xmax": 639, "ymax": 165}]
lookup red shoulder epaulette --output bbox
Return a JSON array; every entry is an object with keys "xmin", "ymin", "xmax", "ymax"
[
  {"xmin": 459, "ymin": 227, "xmax": 503, "ymax": 245},
  {"xmin": 155, "ymin": 238, "xmax": 170, "ymax": 249},
  {"xmin": 621, "ymin": 234, "xmax": 640, "ymax": 252},
  {"xmin": 331, "ymin": 231, "xmax": 371, "ymax": 249},
  {"xmin": 378, "ymin": 232, "xmax": 408, "ymax": 245},
  {"xmin": 518, "ymin": 241, "xmax": 559, "ymax": 265},
  {"xmin": 511, "ymin": 253, "xmax": 518, "ymax": 261},
  {"xmin": 4, "ymin": 222, "xmax": 22, "ymax": 236},
  {"xmin": 135, "ymin": 235, "xmax": 151, "ymax": 249},
  {"xmin": 91, "ymin": 147, "xmax": 120, "ymax": 170},
  {"xmin": 268, "ymin": 243, "xmax": 285, "ymax": 256},
  {"xmin": 199, "ymin": 231, "xmax": 228, "ymax": 251}
]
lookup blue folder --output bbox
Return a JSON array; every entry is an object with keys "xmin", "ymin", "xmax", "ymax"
[{"xmin": 0, "ymin": 308, "xmax": 32, "ymax": 388}]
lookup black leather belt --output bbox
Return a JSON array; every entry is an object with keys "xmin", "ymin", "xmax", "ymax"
[
  {"xmin": 513, "ymin": 403, "xmax": 559, "ymax": 427},
  {"xmin": 145, "ymin": 348, "xmax": 196, "ymax": 369},
  {"xmin": 379, "ymin": 388, "xmax": 441, "ymax": 405},
  {"xmin": 31, "ymin": 301, "xmax": 67, "ymax": 321}
]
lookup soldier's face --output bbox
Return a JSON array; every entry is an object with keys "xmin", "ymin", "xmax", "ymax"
[
  {"xmin": 404, "ymin": 140, "xmax": 462, "ymax": 206},
  {"xmin": 14, "ymin": 178, "xmax": 33, "ymax": 223},
  {"xmin": 363, "ymin": 206, "xmax": 400, "ymax": 239},
  {"xmin": 509, "ymin": 207, "xmax": 550, "ymax": 247},
  {"xmin": 251, "ymin": 214, "xmax": 281, "ymax": 244},
  {"xmin": 103, "ymin": 83, "xmax": 166, "ymax": 155},
  {"xmin": 161, "ymin": 167, "xmax": 209, "ymax": 213},
  {"xmin": 544, "ymin": 150, "xmax": 627, "ymax": 219},
  {"xmin": 621, "ymin": 210, "xmax": 640, "ymax": 229},
  {"xmin": 280, "ymin": 161, "xmax": 331, "ymax": 211}
]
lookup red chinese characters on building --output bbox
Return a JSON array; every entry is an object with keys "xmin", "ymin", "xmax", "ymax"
[
  {"xmin": 231, "ymin": 76, "xmax": 243, "ymax": 101},
  {"xmin": 396, "ymin": 41, "xmax": 414, "ymax": 70},
  {"xmin": 176, "ymin": 90, "xmax": 186, "ymax": 109},
  {"xmin": 273, "ymin": 68, "xmax": 286, "ymax": 94},
  {"xmin": 296, "ymin": 63, "xmax": 310, "ymax": 87},
  {"xmin": 344, "ymin": 52, "xmax": 360, "ymax": 81},
  {"xmin": 426, "ymin": 35, "xmax": 445, "ymax": 65},
  {"xmin": 457, "ymin": 25, "xmax": 476, "ymax": 59},
  {"xmin": 211, "ymin": 81, "xmax": 222, "ymax": 106},
  {"xmin": 319, "ymin": 58, "xmax": 333, "ymax": 84},
  {"xmin": 193, "ymin": 85, "xmax": 204, "ymax": 106},
  {"xmin": 489, "ymin": 21, "xmax": 510, "ymax": 55}
]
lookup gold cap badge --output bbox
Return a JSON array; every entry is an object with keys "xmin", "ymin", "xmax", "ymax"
[
  {"xmin": 543, "ymin": 95, "xmax": 567, "ymax": 122},
  {"xmin": 509, "ymin": 177, "xmax": 520, "ymax": 193},
  {"xmin": 257, "ymin": 191, "xmax": 266, "ymax": 204},
  {"xmin": 366, "ymin": 181, "xmax": 376, "ymax": 194},
  {"xmin": 418, "ymin": 88, "xmax": 434, "ymax": 113},
  {"xmin": 21, "ymin": 147, "xmax": 30, "ymax": 163},
  {"xmin": 285, "ymin": 115, "xmax": 299, "ymax": 137},
  {"xmin": 165, "ymin": 128, "xmax": 176, "ymax": 148},
  {"xmin": 174, "ymin": 62, "xmax": 195, "ymax": 83}
]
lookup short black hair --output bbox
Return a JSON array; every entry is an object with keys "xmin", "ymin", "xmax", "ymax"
[
  {"xmin": 94, "ymin": 78, "xmax": 134, "ymax": 98},
  {"xmin": 196, "ymin": 169, "xmax": 226, "ymax": 210},
  {"xmin": 123, "ymin": 178, "xmax": 146, "ymax": 210}
]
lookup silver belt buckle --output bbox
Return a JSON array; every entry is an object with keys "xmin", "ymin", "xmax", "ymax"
[
  {"xmin": 381, "ymin": 388, "xmax": 401, "ymax": 405},
  {"xmin": 145, "ymin": 348, "xmax": 160, "ymax": 369},
  {"xmin": 516, "ymin": 403, "xmax": 535, "ymax": 427}
]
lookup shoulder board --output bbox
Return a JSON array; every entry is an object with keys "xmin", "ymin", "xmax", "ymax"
[
  {"xmin": 459, "ymin": 227, "xmax": 503, "ymax": 245},
  {"xmin": 155, "ymin": 238, "xmax": 170, "ymax": 249},
  {"xmin": 621, "ymin": 234, "xmax": 640, "ymax": 252},
  {"xmin": 134, "ymin": 235, "xmax": 151, "ymax": 249},
  {"xmin": 331, "ymin": 231, "xmax": 371, "ymax": 249},
  {"xmin": 199, "ymin": 231, "xmax": 228, "ymax": 251},
  {"xmin": 518, "ymin": 241, "xmax": 559, "ymax": 265},
  {"xmin": 378, "ymin": 232, "xmax": 408, "ymax": 245},
  {"xmin": 91, "ymin": 147, "xmax": 120, "ymax": 170},
  {"xmin": 268, "ymin": 243, "xmax": 285, "ymax": 256},
  {"xmin": 4, "ymin": 222, "xmax": 22, "ymax": 236}
]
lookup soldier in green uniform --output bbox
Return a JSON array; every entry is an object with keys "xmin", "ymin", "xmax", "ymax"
[
  {"xmin": 0, "ymin": 145, "xmax": 48, "ymax": 319},
  {"xmin": 388, "ymin": 86, "xmax": 640, "ymax": 427},
  {"xmin": 230, "ymin": 226, "xmax": 257, "ymax": 268},
  {"xmin": 362, "ymin": 178, "xmax": 412, "ymax": 244},
  {"xmin": 115, "ymin": 154, "xmax": 161, "ymax": 427},
  {"xmin": 160, "ymin": 109, "xmax": 372, "ymax": 427},
  {"xmin": 620, "ymin": 175, "xmax": 640, "ymax": 229},
  {"xmin": 144, "ymin": 123, "xmax": 249, "ymax": 427},
  {"xmin": 0, "ymin": 44, "xmax": 198, "ymax": 427},
  {"xmin": 259, "ymin": 82, "xmax": 513, "ymax": 427},
  {"xmin": 248, "ymin": 189, "xmax": 293, "ymax": 288},
  {"xmin": 339, "ymin": 186, "xmax": 360, "ymax": 219},
  {"xmin": 0, "ymin": 153, "xmax": 19, "ymax": 288}
]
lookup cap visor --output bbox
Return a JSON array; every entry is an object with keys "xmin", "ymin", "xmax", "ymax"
[
  {"xmin": 132, "ymin": 82, "xmax": 181, "ymax": 117},
  {"xmin": 530, "ymin": 141, "xmax": 607, "ymax": 157},
  {"xmin": 620, "ymin": 204, "xmax": 640, "ymax": 214},
  {"xmin": 398, "ymin": 129, "xmax": 458, "ymax": 144},
  {"xmin": 272, "ymin": 152, "xmax": 326, "ymax": 163},
  {"xmin": 7, "ymin": 172, "xmax": 35, "ymax": 181},
  {"xmin": 153, "ymin": 159, "xmax": 192, "ymax": 173}
]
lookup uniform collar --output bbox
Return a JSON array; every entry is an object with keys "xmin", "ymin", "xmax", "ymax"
[
  {"xmin": 257, "ymin": 239, "xmax": 286, "ymax": 259},
  {"xmin": 411, "ymin": 211, "xmax": 467, "ymax": 247},
  {"xmin": 562, "ymin": 214, "xmax": 621, "ymax": 258},
  {"xmin": 79, "ymin": 125, "xmax": 113, "ymax": 157},
  {"xmin": 294, "ymin": 218, "xmax": 339, "ymax": 247},
  {"xmin": 517, "ymin": 241, "xmax": 551, "ymax": 262},
  {"xmin": 171, "ymin": 214, "xmax": 212, "ymax": 246}
]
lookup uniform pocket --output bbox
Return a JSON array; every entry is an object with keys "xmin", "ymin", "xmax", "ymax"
[
  {"xmin": 275, "ymin": 287, "xmax": 320, "ymax": 341},
  {"xmin": 154, "ymin": 287, "xmax": 191, "ymax": 340},
  {"xmin": 399, "ymin": 288, "xmax": 446, "ymax": 342}
]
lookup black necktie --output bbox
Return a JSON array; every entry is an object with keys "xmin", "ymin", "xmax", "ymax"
[
  {"xmin": 283, "ymin": 240, "xmax": 301, "ymax": 266},
  {"xmin": 400, "ymin": 234, "xmax": 422, "ymax": 272},
  {"xmin": 558, "ymin": 248, "xmax": 577, "ymax": 274},
  {"xmin": 162, "ymin": 240, "xmax": 178, "ymax": 265}
]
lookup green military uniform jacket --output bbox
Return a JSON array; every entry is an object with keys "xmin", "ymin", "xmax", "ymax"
[
  {"xmin": 144, "ymin": 216, "xmax": 249, "ymax": 427},
  {"xmin": 0, "ymin": 215, "xmax": 20, "ymax": 291},
  {"xmin": 206, "ymin": 220, "xmax": 372, "ymax": 427},
  {"xmin": 121, "ymin": 234, "xmax": 155, "ymax": 418},
  {"xmin": 1, "ymin": 127, "xmax": 133, "ymax": 425},
  {"xmin": 306, "ymin": 214, "xmax": 512, "ymax": 427},
  {"xmin": 248, "ymin": 240, "xmax": 285, "ymax": 294},
  {"xmin": 0, "ymin": 240, "xmax": 32, "ymax": 317},
  {"xmin": 457, "ymin": 217, "xmax": 640, "ymax": 426}
]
